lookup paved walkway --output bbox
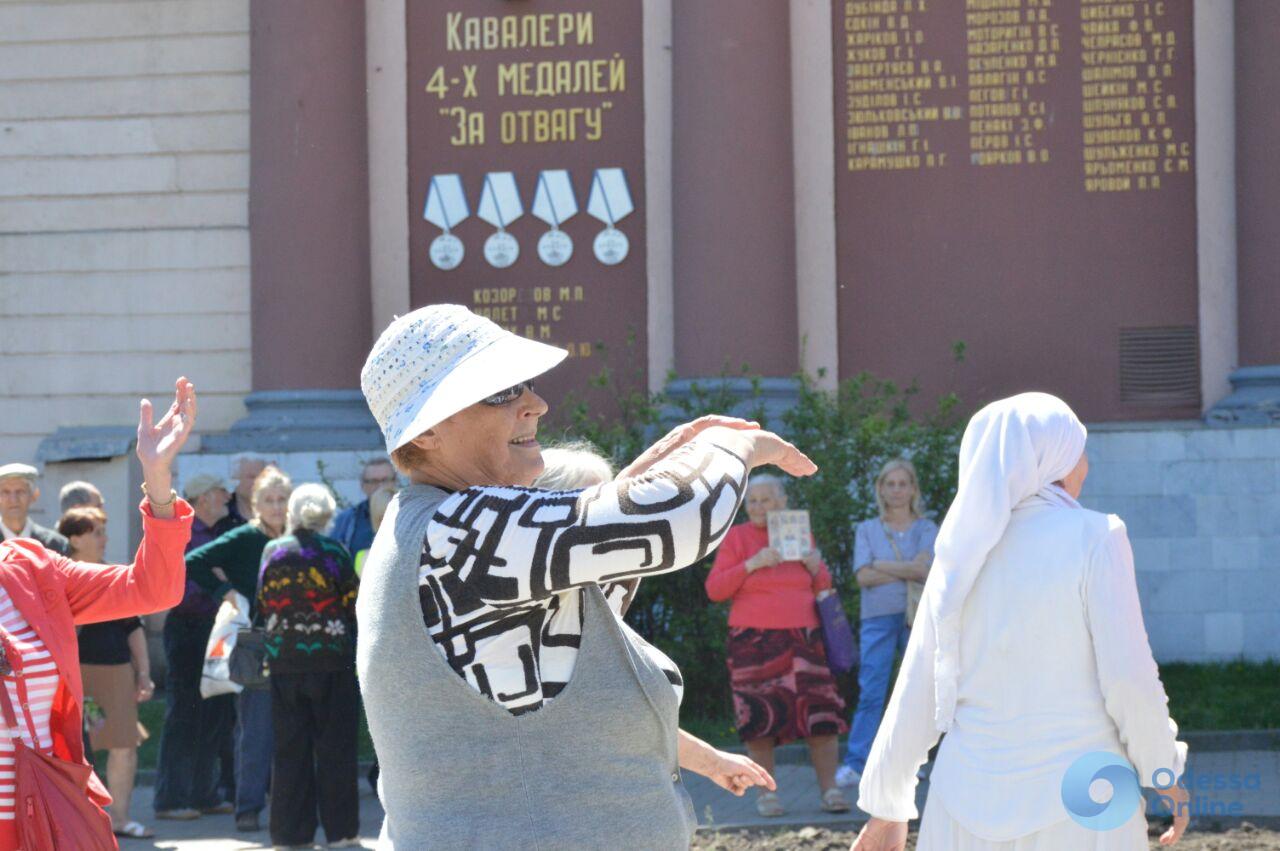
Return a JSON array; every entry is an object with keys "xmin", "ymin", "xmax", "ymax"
[
  {"xmin": 130, "ymin": 785, "xmax": 382, "ymax": 849},
  {"xmin": 130, "ymin": 748, "xmax": 1280, "ymax": 847}
]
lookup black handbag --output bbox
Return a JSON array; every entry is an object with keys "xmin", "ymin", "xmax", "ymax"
[{"xmin": 228, "ymin": 627, "xmax": 270, "ymax": 689}]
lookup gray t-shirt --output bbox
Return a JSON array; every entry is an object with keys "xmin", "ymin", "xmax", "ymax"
[{"xmin": 853, "ymin": 516, "xmax": 939, "ymax": 619}]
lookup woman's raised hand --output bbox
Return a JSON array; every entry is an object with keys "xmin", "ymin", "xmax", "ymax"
[
  {"xmin": 136, "ymin": 377, "xmax": 197, "ymax": 518},
  {"xmin": 136, "ymin": 377, "xmax": 198, "ymax": 473},
  {"xmin": 740, "ymin": 429, "xmax": 817, "ymax": 477},
  {"xmin": 616, "ymin": 415, "xmax": 760, "ymax": 480},
  {"xmin": 617, "ymin": 417, "xmax": 817, "ymax": 481}
]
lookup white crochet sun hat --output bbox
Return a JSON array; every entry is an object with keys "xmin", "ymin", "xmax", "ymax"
[{"xmin": 361, "ymin": 304, "xmax": 568, "ymax": 453}]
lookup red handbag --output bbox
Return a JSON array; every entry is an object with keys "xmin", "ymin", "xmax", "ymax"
[{"xmin": 0, "ymin": 632, "xmax": 116, "ymax": 850}]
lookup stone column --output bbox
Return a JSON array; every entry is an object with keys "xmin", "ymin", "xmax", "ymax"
[
  {"xmin": 644, "ymin": 0, "xmax": 675, "ymax": 393},
  {"xmin": 1194, "ymin": 1, "xmax": 1239, "ymax": 416},
  {"xmin": 790, "ymin": 0, "xmax": 838, "ymax": 391},
  {"xmin": 208, "ymin": 0, "xmax": 381, "ymax": 451},
  {"xmin": 1208, "ymin": 0, "xmax": 1280, "ymax": 426},
  {"xmin": 366, "ymin": 0, "xmax": 411, "ymax": 337},
  {"xmin": 671, "ymin": 0, "xmax": 799, "ymax": 380}
]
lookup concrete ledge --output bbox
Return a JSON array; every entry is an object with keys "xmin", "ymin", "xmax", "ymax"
[
  {"xmin": 1184, "ymin": 729, "xmax": 1280, "ymax": 752},
  {"xmin": 200, "ymin": 390, "xmax": 383, "ymax": 453},
  {"xmin": 36, "ymin": 425, "xmax": 136, "ymax": 463}
]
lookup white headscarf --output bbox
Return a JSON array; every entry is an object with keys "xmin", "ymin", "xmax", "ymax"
[{"xmin": 927, "ymin": 392, "xmax": 1088, "ymax": 733}]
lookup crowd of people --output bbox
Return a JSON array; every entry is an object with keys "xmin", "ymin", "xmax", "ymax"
[
  {"xmin": 0, "ymin": 303, "xmax": 1191, "ymax": 850},
  {"xmin": 0, "ymin": 448, "xmax": 386, "ymax": 847},
  {"xmin": 153, "ymin": 458, "xmax": 382, "ymax": 845}
]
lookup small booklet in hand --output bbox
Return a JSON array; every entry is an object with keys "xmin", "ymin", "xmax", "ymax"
[{"xmin": 767, "ymin": 510, "xmax": 812, "ymax": 561}]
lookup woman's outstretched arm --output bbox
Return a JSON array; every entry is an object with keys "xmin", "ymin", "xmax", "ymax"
[{"xmin": 423, "ymin": 425, "xmax": 815, "ymax": 607}]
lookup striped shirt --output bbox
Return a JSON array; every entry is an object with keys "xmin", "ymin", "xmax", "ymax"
[
  {"xmin": 0, "ymin": 588, "xmax": 59, "ymax": 823},
  {"xmin": 418, "ymin": 441, "xmax": 749, "ymax": 715}
]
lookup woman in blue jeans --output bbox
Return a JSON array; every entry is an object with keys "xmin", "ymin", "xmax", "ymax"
[
  {"xmin": 837, "ymin": 458, "xmax": 938, "ymax": 787},
  {"xmin": 185, "ymin": 466, "xmax": 293, "ymax": 832}
]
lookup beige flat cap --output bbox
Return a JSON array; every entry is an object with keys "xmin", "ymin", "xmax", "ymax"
[{"xmin": 0, "ymin": 463, "xmax": 38, "ymax": 483}]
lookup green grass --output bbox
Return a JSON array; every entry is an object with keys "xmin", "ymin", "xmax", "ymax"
[{"xmin": 1157, "ymin": 660, "xmax": 1280, "ymax": 730}]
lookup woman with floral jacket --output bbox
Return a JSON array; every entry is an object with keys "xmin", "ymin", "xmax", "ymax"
[{"xmin": 256, "ymin": 483, "xmax": 360, "ymax": 849}]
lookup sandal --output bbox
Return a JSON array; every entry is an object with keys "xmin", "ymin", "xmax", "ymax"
[
  {"xmin": 755, "ymin": 791, "xmax": 785, "ymax": 817},
  {"xmin": 113, "ymin": 821, "xmax": 155, "ymax": 839},
  {"xmin": 821, "ymin": 787, "xmax": 852, "ymax": 813}
]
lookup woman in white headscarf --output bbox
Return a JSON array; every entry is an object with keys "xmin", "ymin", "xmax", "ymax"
[{"xmin": 850, "ymin": 393, "xmax": 1190, "ymax": 851}]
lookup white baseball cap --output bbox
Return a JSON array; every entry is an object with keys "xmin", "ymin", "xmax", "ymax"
[
  {"xmin": 183, "ymin": 473, "xmax": 228, "ymax": 501},
  {"xmin": 361, "ymin": 305, "xmax": 568, "ymax": 453}
]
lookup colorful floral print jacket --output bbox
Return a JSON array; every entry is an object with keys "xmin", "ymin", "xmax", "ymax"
[{"xmin": 257, "ymin": 530, "xmax": 359, "ymax": 673}]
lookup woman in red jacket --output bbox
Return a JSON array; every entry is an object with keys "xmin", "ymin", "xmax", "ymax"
[
  {"xmin": 0, "ymin": 377, "xmax": 196, "ymax": 849},
  {"xmin": 706, "ymin": 473, "xmax": 850, "ymax": 818}
]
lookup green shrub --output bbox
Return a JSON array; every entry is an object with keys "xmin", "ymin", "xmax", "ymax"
[
  {"xmin": 781, "ymin": 370, "xmax": 963, "ymax": 620},
  {"xmin": 548, "ymin": 357, "xmax": 963, "ymax": 724}
]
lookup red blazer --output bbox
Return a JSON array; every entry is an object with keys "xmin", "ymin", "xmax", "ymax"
[{"xmin": 0, "ymin": 498, "xmax": 192, "ymax": 802}]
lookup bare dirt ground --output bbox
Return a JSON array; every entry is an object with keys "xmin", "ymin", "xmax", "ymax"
[{"xmin": 692, "ymin": 821, "xmax": 1280, "ymax": 850}]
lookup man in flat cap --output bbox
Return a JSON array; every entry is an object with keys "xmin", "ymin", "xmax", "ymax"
[{"xmin": 0, "ymin": 463, "xmax": 69, "ymax": 555}]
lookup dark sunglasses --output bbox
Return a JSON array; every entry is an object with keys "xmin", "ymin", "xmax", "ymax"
[{"xmin": 480, "ymin": 379, "xmax": 535, "ymax": 406}]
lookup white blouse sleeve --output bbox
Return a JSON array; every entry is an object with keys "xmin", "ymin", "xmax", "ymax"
[
  {"xmin": 424, "ymin": 440, "xmax": 748, "ymax": 607},
  {"xmin": 856, "ymin": 604, "xmax": 941, "ymax": 821},
  {"xmin": 1083, "ymin": 516, "xmax": 1188, "ymax": 786}
]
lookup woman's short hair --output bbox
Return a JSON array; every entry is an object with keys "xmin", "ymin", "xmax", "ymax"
[
  {"xmin": 250, "ymin": 465, "xmax": 293, "ymax": 514},
  {"xmin": 57, "ymin": 506, "xmax": 106, "ymax": 539},
  {"xmin": 746, "ymin": 473, "xmax": 787, "ymax": 502},
  {"xmin": 875, "ymin": 457, "xmax": 926, "ymax": 518},
  {"xmin": 287, "ymin": 483, "xmax": 336, "ymax": 533},
  {"xmin": 390, "ymin": 440, "xmax": 429, "ymax": 476},
  {"xmin": 533, "ymin": 442, "xmax": 614, "ymax": 490}
]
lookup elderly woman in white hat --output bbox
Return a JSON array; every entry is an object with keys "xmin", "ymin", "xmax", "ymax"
[
  {"xmin": 357, "ymin": 304, "xmax": 814, "ymax": 848},
  {"xmin": 851, "ymin": 393, "xmax": 1190, "ymax": 851}
]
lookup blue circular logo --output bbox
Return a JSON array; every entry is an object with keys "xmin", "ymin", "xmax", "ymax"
[{"xmin": 1060, "ymin": 751, "xmax": 1142, "ymax": 831}]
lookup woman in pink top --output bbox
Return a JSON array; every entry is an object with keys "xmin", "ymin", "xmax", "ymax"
[{"xmin": 706, "ymin": 474, "xmax": 850, "ymax": 818}]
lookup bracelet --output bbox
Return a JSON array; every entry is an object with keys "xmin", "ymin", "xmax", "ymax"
[{"xmin": 140, "ymin": 482, "xmax": 177, "ymax": 508}]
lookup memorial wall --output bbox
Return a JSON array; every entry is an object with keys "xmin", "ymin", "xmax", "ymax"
[
  {"xmin": 834, "ymin": 0, "xmax": 1199, "ymax": 421},
  {"xmin": 407, "ymin": 2, "xmax": 648, "ymax": 402}
]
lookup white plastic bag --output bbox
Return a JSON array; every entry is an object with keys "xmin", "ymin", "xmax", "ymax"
[{"xmin": 200, "ymin": 592, "xmax": 251, "ymax": 698}]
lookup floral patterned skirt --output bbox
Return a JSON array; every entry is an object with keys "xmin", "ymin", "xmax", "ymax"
[{"xmin": 726, "ymin": 626, "xmax": 848, "ymax": 744}]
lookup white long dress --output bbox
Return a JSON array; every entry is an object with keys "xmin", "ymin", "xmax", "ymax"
[{"xmin": 857, "ymin": 500, "xmax": 1187, "ymax": 850}]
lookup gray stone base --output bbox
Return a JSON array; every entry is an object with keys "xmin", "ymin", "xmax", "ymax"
[
  {"xmin": 199, "ymin": 390, "xmax": 383, "ymax": 453},
  {"xmin": 35, "ymin": 425, "xmax": 137, "ymax": 463},
  {"xmin": 1206, "ymin": 365, "xmax": 1280, "ymax": 427}
]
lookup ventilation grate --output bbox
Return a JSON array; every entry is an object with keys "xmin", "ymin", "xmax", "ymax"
[{"xmin": 1119, "ymin": 325, "xmax": 1200, "ymax": 406}]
